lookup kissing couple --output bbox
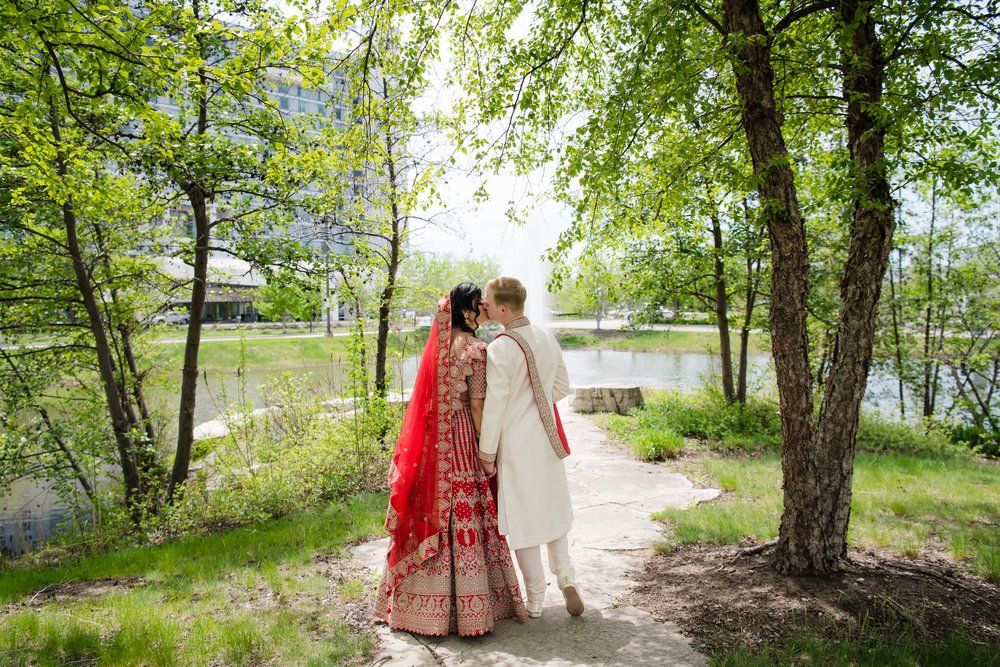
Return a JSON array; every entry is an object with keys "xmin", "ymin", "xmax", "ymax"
[{"xmin": 373, "ymin": 276, "xmax": 584, "ymax": 636}]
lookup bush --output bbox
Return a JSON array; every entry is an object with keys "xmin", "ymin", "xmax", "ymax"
[
  {"xmin": 950, "ymin": 424, "xmax": 1000, "ymax": 459},
  {"xmin": 609, "ymin": 389, "xmax": 971, "ymax": 460},
  {"xmin": 856, "ymin": 414, "xmax": 970, "ymax": 458},
  {"xmin": 632, "ymin": 429, "xmax": 684, "ymax": 460},
  {"xmin": 606, "ymin": 413, "xmax": 684, "ymax": 461},
  {"xmin": 638, "ymin": 388, "xmax": 781, "ymax": 452}
]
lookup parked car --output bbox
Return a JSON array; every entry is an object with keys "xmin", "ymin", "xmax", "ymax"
[
  {"xmin": 627, "ymin": 306, "xmax": 676, "ymax": 325},
  {"xmin": 151, "ymin": 310, "xmax": 190, "ymax": 325}
]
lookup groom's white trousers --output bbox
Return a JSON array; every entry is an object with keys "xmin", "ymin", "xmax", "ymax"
[{"xmin": 515, "ymin": 534, "xmax": 574, "ymax": 600}]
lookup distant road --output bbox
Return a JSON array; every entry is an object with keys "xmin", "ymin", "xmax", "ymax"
[
  {"xmin": 549, "ymin": 318, "xmax": 721, "ymax": 333},
  {"xmin": 159, "ymin": 329, "xmax": 369, "ymax": 344}
]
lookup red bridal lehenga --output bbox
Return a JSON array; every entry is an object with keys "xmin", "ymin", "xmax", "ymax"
[{"xmin": 373, "ymin": 295, "xmax": 527, "ymax": 636}]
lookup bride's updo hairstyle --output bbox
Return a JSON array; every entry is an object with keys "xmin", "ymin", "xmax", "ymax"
[{"xmin": 450, "ymin": 282, "xmax": 482, "ymax": 335}]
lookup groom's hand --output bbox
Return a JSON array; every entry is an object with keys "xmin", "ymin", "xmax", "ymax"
[{"xmin": 481, "ymin": 461, "xmax": 496, "ymax": 478}]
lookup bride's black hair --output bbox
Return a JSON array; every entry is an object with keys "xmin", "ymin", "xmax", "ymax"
[{"xmin": 450, "ymin": 282, "xmax": 482, "ymax": 335}]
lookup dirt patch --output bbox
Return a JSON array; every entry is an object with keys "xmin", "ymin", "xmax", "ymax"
[
  {"xmin": 312, "ymin": 552, "xmax": 380, "ymax": 637},
  {"xmin": 624, "ymin": 542, "xmax": 1000, "ymax": 656},
  {"xmin": 16, "ymin": 576, "xmax": 147, "ymax": 606}
]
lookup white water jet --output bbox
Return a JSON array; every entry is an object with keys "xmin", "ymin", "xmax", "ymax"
[{"xmin": 498, "ymin": 223, "xmax": 551, "ymax": 326}]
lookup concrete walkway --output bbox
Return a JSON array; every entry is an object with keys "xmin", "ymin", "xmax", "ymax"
[{"xmin": 352, "ymin": 403, "xmax": 720, "ymax": 666}]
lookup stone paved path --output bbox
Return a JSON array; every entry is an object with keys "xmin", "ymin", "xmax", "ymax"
[{"xmin": 352, "ymin": 403, "xmax": 720, "ymax": 666}]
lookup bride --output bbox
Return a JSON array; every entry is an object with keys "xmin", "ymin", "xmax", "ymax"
[{"xmin": 373, "ymin": 283, "xmax": 527, "ymax": 636}]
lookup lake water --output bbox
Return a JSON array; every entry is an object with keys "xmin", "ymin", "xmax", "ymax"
[{"xmin": 1, "ymin": 348, "xmax": 901, "ymax": 556}]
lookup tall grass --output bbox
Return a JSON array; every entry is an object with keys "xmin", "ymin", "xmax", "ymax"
[
  {"xmin": 0, "ymin": 493, "xmax": 386, "ymax": 603},
  {"xmin": 0, "ymin": 494, "xmax": 386, "ymax": 666}
]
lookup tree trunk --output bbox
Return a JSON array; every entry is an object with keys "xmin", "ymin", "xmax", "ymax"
[
  {"xmin": 168, "ymin": 21, "xmax": 211, "ymax": 502},
  {"xmin": 805, "ymin": 0, "xmax": 896, "ymax": 572},
  {"xmin": 722, "ymin": 0, "xmax": 817, "ymax": 573},
  {"xmin": 47, "ymin": 94, "xmax": 143, "ymax": 515},
  {"xmin": 167, "ymin": 35, "xmax": 212, "ymax": 503},
  {"xmin": 736, "ymin": 198, "xmax": 760, "ymax": 405},
  {"xmin": 168, "ymin": 184, "xmax": 211, "ymax": 502},
  {"xmin": 374, "ymin": 78, "xmax": 405, "ymax": 399},
  {"xmin": 888, "ymin": 247, "xmax": 906, "ymax": 419},
  {"xmin": 92, "ymin": 223, "xmax": 161, "ymax": 489},
  {"xmin": 922, "ymin": 178, "xmax": 937, "ymax": 418},
  {"xmin": 737, "ymin": 256, "xmax": 759, "ymax": 404},
  {"xmin": 711, "ymin": 209, "xmax": 736, "ymax": 402}
]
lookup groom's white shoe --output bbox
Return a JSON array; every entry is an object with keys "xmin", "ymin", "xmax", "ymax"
[
  {"xmin": 525, "ymin": 589, "xmax": 545, "ymax": 618},
  {"xmin": 558, "ymin": 575, "xmax": 585, "ymax": 616},
  {"xmin": 526, "ymin": 598, "xmax": 543, "ymax": 618}
]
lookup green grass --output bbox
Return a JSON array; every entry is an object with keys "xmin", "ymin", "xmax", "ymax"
[
  {"xmin": 712, "ymin": 631, "xmax": 1000, "ymax": 667},
  {"xmin": 654, "ymin": 452, "xmax": 1000, "ymax": 582},
  {"xmin": 151, "ymin": 331, "xmax": 423, "ymax": 374},
  {"xmin": 155, "ymin": 336, "xmax": 352, "ymax": 373},
  {"xmin": 0, "ymin": 493, "xmax": 387, "ymax": 666},
  {"xmin": 605, "ymin": 412, "xmax": 685, "ymax": 460},
  {"xmin": 555, "ymin": 329, "xmax": 770, "ymax": 354}
]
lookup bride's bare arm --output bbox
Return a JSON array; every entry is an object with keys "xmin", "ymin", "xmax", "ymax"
[{"xmin": 470, "ymin": 398, "xmax": 484, "ymax": 437}]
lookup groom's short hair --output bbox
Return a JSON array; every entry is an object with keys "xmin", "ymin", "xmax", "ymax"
[{"xmin": 486, "ymin": 276, "xmax": 527, "ymax": 312}]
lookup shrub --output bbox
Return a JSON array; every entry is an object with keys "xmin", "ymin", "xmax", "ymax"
[
  {"xmin": 950, "ymin": 424, "xmax": 1000, "ymax": 459},
  {"xmin": 855, "ymin": 414, "xmax": 969, "ymax": 458},
  {"xmin": 637, "ymin": 389, "xmax": 781, "ymax": 452},
  {"xmin": 631, "ymin": 429, "xmax": 684, "ymax": 461},
  {"xmin": 606, "ymin": 413, "xmax": 684, "ymax": 461},
  {"xmin": 627, "ymin": 389, "xmax": 968, "ymax": 459}
]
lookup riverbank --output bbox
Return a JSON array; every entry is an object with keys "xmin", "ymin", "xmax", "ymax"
[
  {"xmin": 555, "ymin": 328, "xmax": 770, "ymax": 354},
  {"xmin": 4, "ymin": 390, "xmax": 997, "ymax": 665},
  {"xmin": 154, "ymin": 331, "xmax": 424, "ymax": 374}
]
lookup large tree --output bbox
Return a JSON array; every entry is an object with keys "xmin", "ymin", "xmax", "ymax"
[
  {"xmin": 0, "ymin": 0, "xmax": 352, "ymax": 515},
  {"xmin": 446, "ymin": 0, "xmax": 1000, "ymax": 574},
  {"xmin": 0, "ymin": 0, "xmax": 174, "ymax": 517}
]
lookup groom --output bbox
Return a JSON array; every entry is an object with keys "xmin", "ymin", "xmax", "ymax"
[{"xmin": 478, "ymin": 276, "xmax": 584, "ymax": 618}]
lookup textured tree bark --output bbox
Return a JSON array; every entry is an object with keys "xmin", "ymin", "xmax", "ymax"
[
  {"xmin": 721, "ymin": 0, "xmax": 818, "ymax": 572},
  {"xmin": 168, "ymin": 36, "xmax": 212, "ymax": 502},
  {"xmin": 168, "ymin": 183, "xmax": 210, "ymax": 502},
  {"xmin": 48, "ymin": 94, "xmax": 143, "ymax": 515},
  {"xmin": 808, "ymin": 0, "xmax": 895, "ymax": 571},
  {"xmin": 374, "ymin": 81, "xmax": 404, "ymax": 399},
  {"xmin": 711, "ymin": 210, "xmax": 736, "ymax": 403}
]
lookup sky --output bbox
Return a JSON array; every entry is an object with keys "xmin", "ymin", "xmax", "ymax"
[
  {"xmin": 401, "ymin": 12, "xmax": 575, "ymax": 313},
  {"xmin": 279, "ymin": 0, "xmax": 574, "ymax": 308}
]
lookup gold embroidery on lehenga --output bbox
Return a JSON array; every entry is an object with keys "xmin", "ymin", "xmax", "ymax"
[{"xmin": 374, "ymin": 315, "xmax": 526, "ymax": 636}]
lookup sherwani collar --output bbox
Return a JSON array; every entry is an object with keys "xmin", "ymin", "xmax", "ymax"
[{"xmin": 505, "ymin": 316, "xmax": 530, "ymax": 330}]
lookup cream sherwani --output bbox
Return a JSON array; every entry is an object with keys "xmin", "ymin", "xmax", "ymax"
[{"xmin": 479, "ymin": 318, "xmax": 572, "ymax": 551}]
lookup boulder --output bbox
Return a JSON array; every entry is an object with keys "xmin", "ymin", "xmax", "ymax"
[{"xmin": 572, "ymin": 385, "xmax": 644, "ymax": 415}]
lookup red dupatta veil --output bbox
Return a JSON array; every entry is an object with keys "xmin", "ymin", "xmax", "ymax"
[{"xmin": 382, "ymin": 295, "xmax": 454, "ymax": 593}]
